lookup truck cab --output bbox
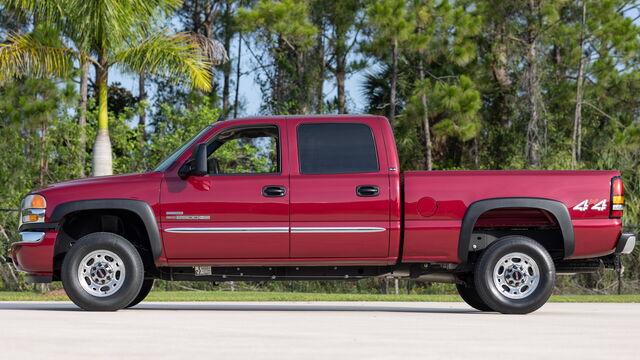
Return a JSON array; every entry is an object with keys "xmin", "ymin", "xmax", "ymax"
[
  {"xmin": 10, "ymin": 115, "xmax": 636, "ymax": 313},
  {"xmin": 159, "ymin": 115, "xmax": 399, "ymax": 264}
]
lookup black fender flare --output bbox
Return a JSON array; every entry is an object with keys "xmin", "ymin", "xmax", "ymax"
[
  {"xmin": 458, "ymin": 197, "xmax": 574, "ymax": 263},
  {"xmin": 51, "ymin": 199, "xmax": 162, "ymax": 260}
]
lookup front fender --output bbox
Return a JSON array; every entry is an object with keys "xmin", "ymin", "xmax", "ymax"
[{"xmin": 50, "ymin": 199, "xmax": 162, "ymax": 260}]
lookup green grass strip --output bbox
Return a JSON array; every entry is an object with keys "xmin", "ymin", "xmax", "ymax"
[{"xmin": 0, "ymin": 291, "xmax": 639, "ymax": 303}]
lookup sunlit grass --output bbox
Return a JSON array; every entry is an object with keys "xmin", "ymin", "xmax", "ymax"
[{"xmin": 0, "ymin": 291, "xmax": 639, "ymax": 302}]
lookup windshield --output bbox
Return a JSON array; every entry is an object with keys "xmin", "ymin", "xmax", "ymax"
[{"xmin": 153, "ymin": 125, "xmax": 213, "ymax": 172}]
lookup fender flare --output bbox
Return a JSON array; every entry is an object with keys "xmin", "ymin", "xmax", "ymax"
[
  {"xmin": 51, "ymin": 199, "xmax": 162, "ymax": 260},
  {"xmin": 458, "ymin": 197, "xmax": 574, "ymax": 263}
]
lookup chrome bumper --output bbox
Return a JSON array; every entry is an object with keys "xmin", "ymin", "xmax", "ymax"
[
  {"xmin": 16, "ymin": 231, "xmax": 45, "ymax": 244},
  {"xmin": 616, "ymin": 233, "xmax": 636, "ymax": 254}
]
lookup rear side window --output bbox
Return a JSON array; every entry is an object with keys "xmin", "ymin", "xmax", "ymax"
[{"xmin": 297, "ymin": 123, "xmax": 379, "ymax": 174}]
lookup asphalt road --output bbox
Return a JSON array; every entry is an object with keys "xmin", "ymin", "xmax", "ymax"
[{"xmin": 1, "ymin": 301, "xmax": 638, "ymax": 359}]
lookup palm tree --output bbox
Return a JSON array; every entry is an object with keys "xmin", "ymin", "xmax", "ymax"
[{"xmin": 0, "ymin": 0, "xmax": 227, "ymax": 176}]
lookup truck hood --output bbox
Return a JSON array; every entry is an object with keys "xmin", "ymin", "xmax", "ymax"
[
  {"xmin": 32, "ymin": 172, "xmax": 164, "ymax": 221},
  {"xmin": 36, "ymin": 173, "xmax": 160, "ymax": 192}
]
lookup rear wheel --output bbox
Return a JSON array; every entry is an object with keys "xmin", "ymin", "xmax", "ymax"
[
  {"xmin": 126, "ymin": 279, "xmax": 154, "ymax": 308},
  {"xmin": 61, "ymin": 232, "xmax": 144, "ymax": 311},
  {"xmin": 456, "ymin": 279, "xmax": 493, "ymax": 311},
  {"xmin": 474, "ymin": 236, "xmax": 555, "ymax": 314}
]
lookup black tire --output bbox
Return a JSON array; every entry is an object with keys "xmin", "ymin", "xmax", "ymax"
[
  {"xmin": 474, "ymin": 236, "xmax": 555, "ymax": 314},
  {"xmin": 126, "ymin": 279, "xmax": 154, "ymax": 308},
  {"xmin": 61, "ymin": 232, "xmax": 144, "ymax": 311},
  {"xmin": 456, "ymin": 280, "xmax": 493, "ymax": 311}
]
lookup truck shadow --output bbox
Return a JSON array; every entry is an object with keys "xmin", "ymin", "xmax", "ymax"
[{"xmin": 0, "ymin": 302, "xmax": 487, "ymax": 314}]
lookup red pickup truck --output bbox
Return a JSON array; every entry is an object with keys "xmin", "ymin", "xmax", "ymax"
[{"xmin": 9, "ymin": 115, "xmax": 636, "ymax": 313}]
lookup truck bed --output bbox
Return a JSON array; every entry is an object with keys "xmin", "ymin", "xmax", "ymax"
[{"xmin": 401, "ymin": 170, "xmax": 622, "ymax": 263}]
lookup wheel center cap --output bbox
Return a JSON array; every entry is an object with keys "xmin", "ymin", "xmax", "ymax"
[{"xmin": 96, "ymin": 268, "xmax": 107, "ymax": 278}]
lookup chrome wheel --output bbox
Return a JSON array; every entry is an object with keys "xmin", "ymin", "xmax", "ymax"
[
  {"xmin": 77, "ymin": 250, "xmax": 126, "ymax": 297},
  {"xmin": 492, "ymin": 252, "xmax": 540, "ymax": 299}
]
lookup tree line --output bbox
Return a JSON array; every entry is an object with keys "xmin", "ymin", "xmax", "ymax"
[{"xmin": 0, "ymin": 0, "xmax": 638, "ymax": 294}]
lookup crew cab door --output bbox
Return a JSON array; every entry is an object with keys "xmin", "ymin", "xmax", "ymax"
[
  {"xmin": 288, "ymin": 118, "xmax": 391, "ymax": 259},
  {"xmin": 160, "ymin": 122, "xmax": 289, "ymax": 259}
]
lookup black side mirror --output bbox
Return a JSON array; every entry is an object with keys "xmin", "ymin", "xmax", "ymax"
[
  {"xmin": 193, "ymin": 143, "xmax": 208, "ymax": 176},
  {"xmin": 178, "ymin": 143, "xmax": 208, "ymax": 179}
]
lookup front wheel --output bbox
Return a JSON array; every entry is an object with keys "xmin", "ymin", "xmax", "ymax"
[
  {"xmin": 61, "ymin": 232, "xmax": 144, "ymax": 311},
  {"xmin": 126, "ymin": 279, "xmax": 154, "ymax": 308},
  {"xmin": 474, "ymin": 236, "xmax": 555, "ymax": 314}
]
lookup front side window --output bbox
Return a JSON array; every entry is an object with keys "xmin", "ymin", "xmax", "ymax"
[
  {"xmin": 153, "ymin": 125, "xmax": 212, "ymax": 172},
  {"xmin": 207, "ymin": 126, "xmax": 279, "ymax": 175},
  {"xmin": 297, "ymin": 123, "xmax": 379, "ymax": 174}
]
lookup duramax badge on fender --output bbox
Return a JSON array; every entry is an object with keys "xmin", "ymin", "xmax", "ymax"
[{"xmin": 9, "ymin": 115, "xmax": 636, "ymax": 313}]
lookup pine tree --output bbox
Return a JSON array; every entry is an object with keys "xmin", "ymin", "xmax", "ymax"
[
  {"xmin": 363, "ymin": 0, "xmax": 412, "ymax": 124},
  {"xmin": 238, "ymin": 0, "xmax": 317, "ymax": 114}
]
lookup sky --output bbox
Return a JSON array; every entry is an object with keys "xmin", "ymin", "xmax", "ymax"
[{"xmin": 111, "ymin": 34, "xmax": 369, "ymax": 118}]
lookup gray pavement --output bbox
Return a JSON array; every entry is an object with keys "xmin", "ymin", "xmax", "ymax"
[{"xmin": 1, "ymin": 301, "xmax": 638, "ymax": 359}]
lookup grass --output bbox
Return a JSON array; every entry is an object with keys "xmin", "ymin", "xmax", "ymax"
[{"xmin": 0, "ymin": 290, "xmax": 639, "ymax": 302}]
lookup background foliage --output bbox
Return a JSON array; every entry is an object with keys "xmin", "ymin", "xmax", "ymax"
[{"xmin": 0, "ymin": 0, "xmax": 639, "ymax": 295}]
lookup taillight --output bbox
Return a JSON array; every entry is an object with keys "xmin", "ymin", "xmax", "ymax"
[{"xmin": 610, "ymin": 177, "xmax": 624, "ymax": 218}]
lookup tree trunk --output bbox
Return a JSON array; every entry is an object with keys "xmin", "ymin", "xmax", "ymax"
[
  {"xmin": 296, "ymin": 51, "xmax": 308, "ymax": 114},
  {"xmin": 39, "ymin": 116, "xmax": 48, "ymax": 186},
  {"xmin": 525, "ymin": 39, "xmax": 541, "ymax": 167},
  {"xmin": 92, "ymin": 57, "xmax": 113, "ymax": 177},
  {"xmin": 525, "ymin": 0, "xmax": 542, "ymax": 167},
  {"xmin": 316, "ymin": 22, "xmax": 325, "ymax": 114},
  {"xmin": 335, "ymin": 23, "xmax": 347, "ymax": 114},
  {"xmin": 336, "ymin": 52, "xmax": 346, "ymax": 114},
  {"xmin": 273, "ymin": 37, "xmax": 286, "ymax": 112},
  {"xmin": 233, "ymin": 32, "xmax": 242, "ymax": 119},
  {"xmin": 221, "ymin": 0, "xmax": 233, "ymax": 117},
  {"xmin": 138, "ymin": 71, "xmax": 147, "ymax": 143},
  {"xmin": 572, "ymin": 3, "xmax": 587, "ymax": 169},
  {"xmin": 490, "ymin": 29, "xmax": 512, "ymax": 128},
  {"xmin": 473, "ymin": 137, "xmax": 480, "ymax": 169},
  {"xmin": 78, "ymin": 60, "xmax": 89, "ymax": 178},
  {"xmin": 418, "ymin": 59, "xmax": 432, "ymax": 171},
  {"xmin": 389, "ymin": 39, "xmax": 399, "ymax": 125}
]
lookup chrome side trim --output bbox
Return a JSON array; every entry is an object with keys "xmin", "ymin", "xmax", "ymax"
[
  {"xmin": 18, "ymin": 231, "xmax": 45, "ymax": 243},
  {"xmin": 164, "ymin": 227, "xmax": 387, "ymax": 234},
  {"xmin": 164, "ymin": 227, "xmax": 289, "ymax": 234},
  {"xmin": 291, "ymin": 227, "xmax": 386, "ymax": 233}
]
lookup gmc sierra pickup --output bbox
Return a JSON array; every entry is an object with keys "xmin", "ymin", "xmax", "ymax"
[{"xmin": 9, "ymin": 115, "xmax": 636, "ymax": 313}]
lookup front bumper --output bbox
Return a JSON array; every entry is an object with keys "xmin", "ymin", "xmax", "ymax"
[
  {"xmin": 615, "ymin": 232, "xmax": 636, "ymax": 255},
  {"xmin": 9, "ymin": 230, "xmax": 57, "ymax": 275}
]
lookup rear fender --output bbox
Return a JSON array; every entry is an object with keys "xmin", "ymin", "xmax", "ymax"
[{"xmin": 458, "ymin": 197, "xmax": 574, "ymax": 263}]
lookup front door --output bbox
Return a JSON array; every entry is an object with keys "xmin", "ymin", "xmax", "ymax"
[
  {"xmin": 288, "ymin": 118, "xmax": 391, "ymax": 259},
  {"xmin": 161, "ymin": 123, "xmax": 289, "ymax": 259}
]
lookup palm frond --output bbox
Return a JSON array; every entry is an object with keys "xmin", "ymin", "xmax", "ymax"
[
  {"xmin": 1, "ymin": 0, "xmax": 65, "ymax": 21},
  {"xmin": 0, "ymin": 33, "xmax": 91, "ymax": 81},
  {"xmin": 115, "ymin": 32, "xmax": 228, "ymax": 92},
  {"xmin": 182, "ymin": 33, "xmax": 229, "ymax": 66},
  {"xmin": 67, "ymin": 0, "xmax": 181, "ymax": 51}
]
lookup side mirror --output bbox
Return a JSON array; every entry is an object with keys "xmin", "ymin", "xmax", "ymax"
[
  {"xmin": 178, "ymin": 143, "xmax": 208, "ymax": 179},
  {"xmin": 193, "ymin": 143, "xmax": 208, "ymax": 176}
]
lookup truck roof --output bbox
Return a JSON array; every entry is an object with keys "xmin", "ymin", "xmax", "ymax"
[{"xmin": 220, "ymin": 114, "xmax": 386, "ymax": 125}]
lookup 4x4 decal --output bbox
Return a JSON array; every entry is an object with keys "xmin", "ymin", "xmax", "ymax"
[{"xmin": 573, "ymin": 199, "xmax": 607, "ymax": 212}]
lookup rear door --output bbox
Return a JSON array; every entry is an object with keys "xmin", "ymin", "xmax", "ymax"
[{"xmin": 288, "ymin": 117, "xmax": 391, "ymax": 259}]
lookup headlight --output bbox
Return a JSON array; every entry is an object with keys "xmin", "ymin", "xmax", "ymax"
[{"xmin": 21, "ymin": 194, "xmax": 46, "ymax": 223}]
